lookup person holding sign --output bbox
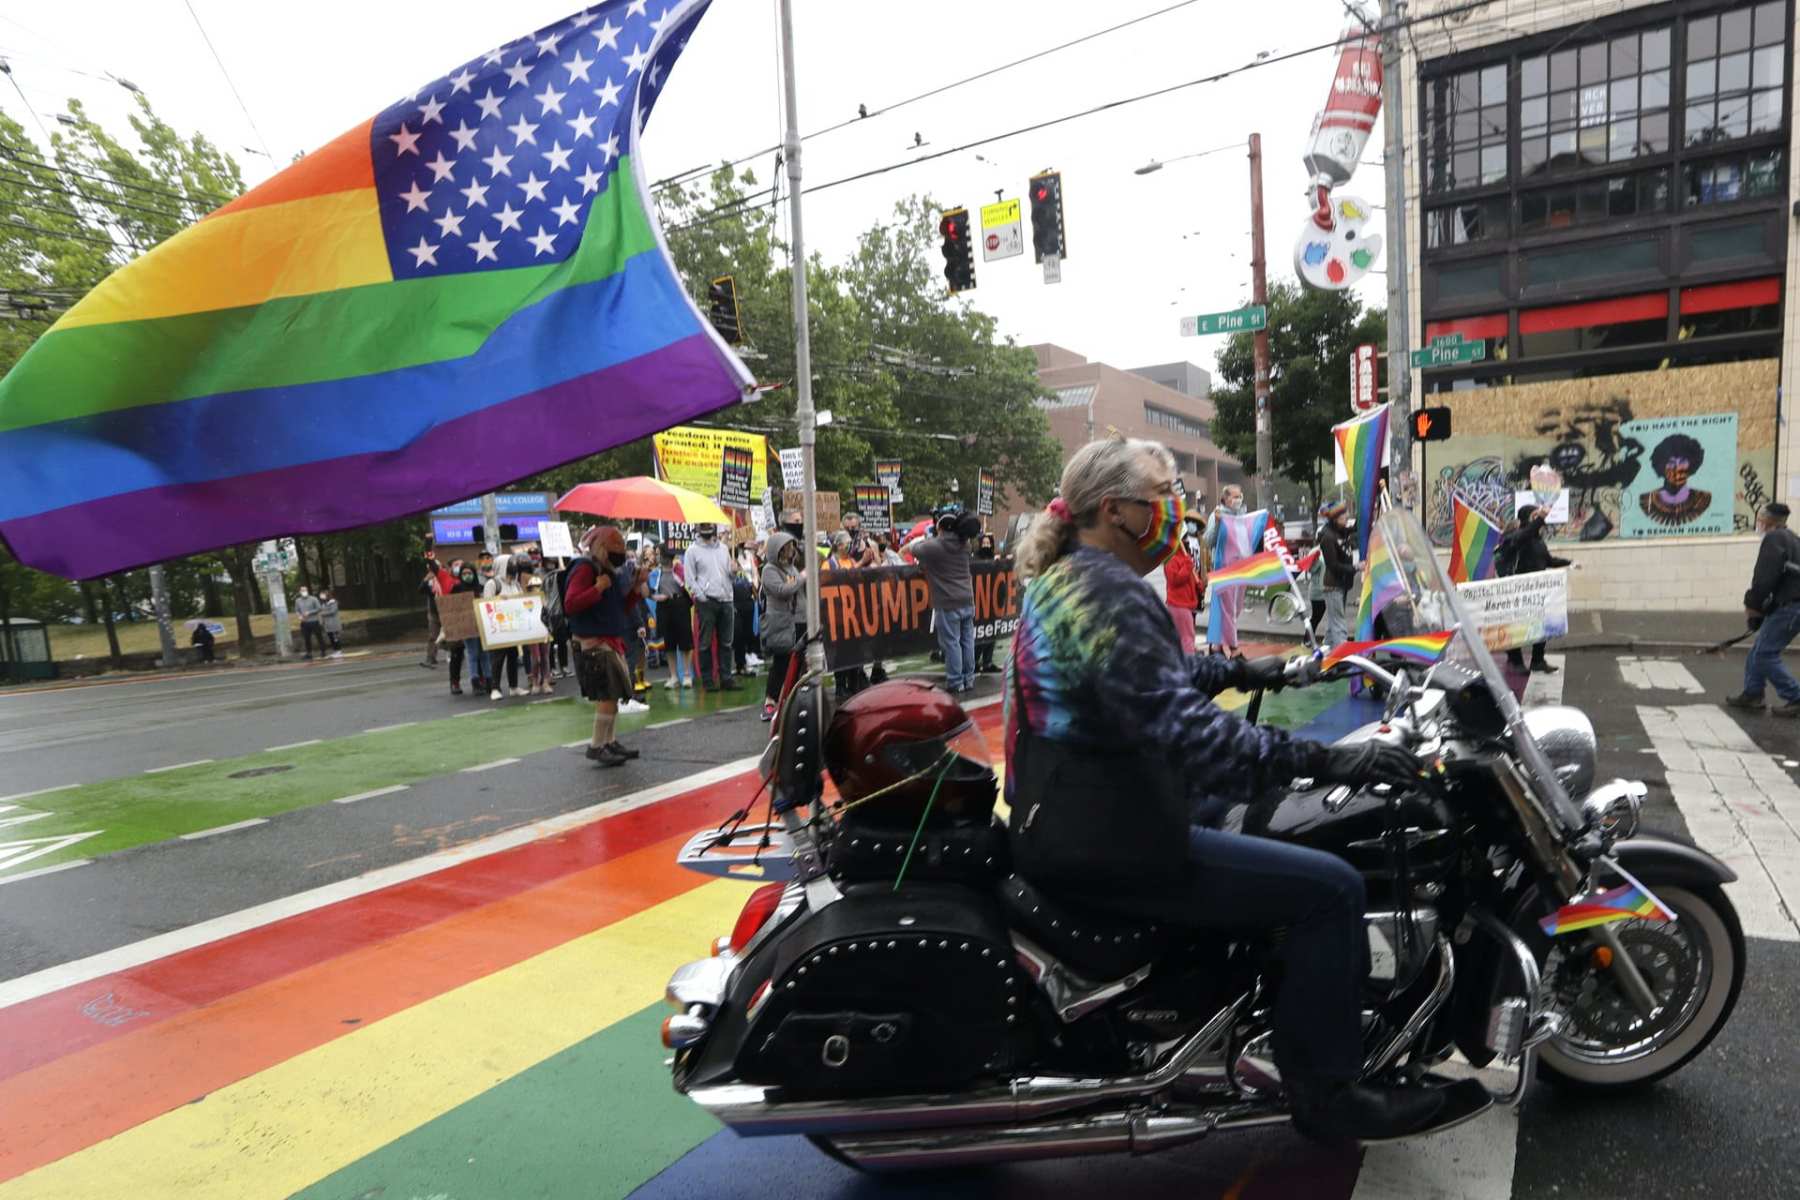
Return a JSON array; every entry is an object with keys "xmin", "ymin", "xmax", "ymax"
[{"xmin": 565, "ymin": 526, "xmax": 647, "ymax": 768}]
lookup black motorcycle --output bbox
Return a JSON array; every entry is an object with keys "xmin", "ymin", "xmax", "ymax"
[{"xmin": 659, "ymin": 510, "xmax": 1744, "ymax": 1170}]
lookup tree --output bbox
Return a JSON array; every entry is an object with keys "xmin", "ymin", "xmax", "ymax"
[{"xmin": 1211, "ymin": 282, "xmax": 1386, "ymax": 512}]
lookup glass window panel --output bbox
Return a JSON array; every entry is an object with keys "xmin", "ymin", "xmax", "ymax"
[
  {"xmin": 1428, "ymin": 157, "xmax": 1452, "ymax": 193},
  {"xmin": 1690, "ymin": 221, "xmax": 1762, "ymax": 262},
  {"xmin": 1578, "ymin": 125, "xmax": 1608, "ymax": 164},
  {"xmin": 1642, "ymin": 69, "xmax": 1670, "ymax": 109},
  {"xmin": 1525, "ymin": 239, "xmax": 1657, "ymax": 286},
  {"xmin": 1481, "ymin": 144, "xmax": 1507, "ymax": 184},
  {"xmin": 1427, "ymin": 209, "xmax": 1449, "ymax": 248},
  {"xmin": 1688, "ymin": 15, "xmax": 1717, "ymax": 61},
  {"xmin": 1606, "ymin": 175, "xmax": 1637, "ymax": 217},
  {"xmin": 1521, "ymin": 327, "xmax": 1583, "ymax": 358},
  {"xmin": 1454, "ymin": 149, "xmax": 1479, "ymax": 186},
  {"xmin": 1687, "ymin": 59, "xmax": 1717, "ymax": 99},
  {"xmin": 1521, "ymin": 135, "xmax": 1549, "ymax": 176},
  {"xmin": 1747, "ymin": 148, "xmax": 1784, "ymax": 197},
  {"xmin": 1435, "ymin": 258, "xmax": 1503, "ymax": 301},
  {"xmin": 1685, "ymin": 101, "xmax": 1717, "ymax": 146},
  {"xmin": 1579, "ymin": 83, "xmax": 1609, "ymax": 127},
  {"xmin": 1520, "ymin": 190, "xmax": 1549, "ymax": 231},
  {"xmin": 1754, "ymin": 2, "xmax": 1785, "ymax": 46},
  {"xmin": 1455, "ymin": 71, "xmax": 1482, "ymax": 109},
  {"xmin": 1523, "ymin": 56, "xmax": 1548, "ymax": 96},
  {"xmin": 1454, "ymin": 109, "xmax": 1479, "ymax": 141},
  {"xmin": 1551, "ymin": 130, "xmax": 1577, "ymax": 162},
  {"xmin": 1551, "ymin": 49, "xmax": 1577, "ymax": 90},
  {"xmin": 1718, "ymin": 51, "xmax": 1750, "ymax": 93},
  {"xmin": 1718, "ymin": 94, "xmax": 1749, "ymax": 139},
  {"xmin": 1547, "ymin": 186, "xmax": 1577, "ymax": 228},
  {"xmin": 1640, "ymin": 167, "xmax": 1671, "ymax": 211},
  {"xmin": 1610, "ymin": 78, "xmax": 1638, "ymax": 116},
  {"xmin": 1577, "ymin": 179, "xmax": 1609, "ymax": 219},
  {"xmin": 1580, "ymin": 42, "xmax": 1607, "ymax": 84},
  {"xmin": 1719, "ymin": 8, "xmax": 1752, "ymax": 54},
  {"xmin": 1750, "ymin": 89, "xmax": 1783, "ymax": 134},
  {"xmin": 1752, "ymin": 46, "xmax": 1784, "ymax": 89},
  {"xmin": 1611, "ymin": 35, "xmax": 1639, "ymax": 78},
  {"xmin": 1641, "ymin": 110, "xmax": 1670, "ymax": 154},
  {"xmin": 1610, "ymin": 118, "xmax": 1639, "ymax": 161},
  {"xmin": 1713, "ymin": 160, "xmax": 1744, "ymax": 203},
  {"xmin": 1643, "ymin": 27, "xmax": 1671, "ymax": 70},
  {"xmin": 1550, "ymin": 89, "xmax": 1577, "ymax": 124},
  {"xmin": 1522, "ymin": 96, "xmax": 1548, "ymax": 130},
  {"xmin": 1480, "ymin": 105, "xmax": 1507, "ymax": 141},
  {"xmin": 1480, "ymin": 65, "xmax": 1506, "ymax": 106}
]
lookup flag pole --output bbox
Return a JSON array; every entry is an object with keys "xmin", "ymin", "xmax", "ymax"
[{"xmin": 777, "ymin": 0, "xmax": 823, "ymax": 671}]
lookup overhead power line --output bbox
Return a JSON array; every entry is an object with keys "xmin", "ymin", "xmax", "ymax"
[{"xmin": 183, "ymin": 0, "xmax": 275, "ymax": 162}]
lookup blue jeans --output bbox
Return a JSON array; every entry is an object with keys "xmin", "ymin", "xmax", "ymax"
[
  {"xmin": 463, "ymin": 637, "xmax": 490, "ymax": 684},
  {"xmin": 1743, "ymin": 604, "xmax": 1800, "ymax": 703},
  {"xmin": 936, "ymin": 606, "xmax": 976, "ymax": 690}
]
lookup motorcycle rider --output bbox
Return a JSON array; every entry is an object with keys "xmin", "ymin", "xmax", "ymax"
[{"xmin": 1006, "ymin": 435, "xmax": 1443, "ymax": 1142}]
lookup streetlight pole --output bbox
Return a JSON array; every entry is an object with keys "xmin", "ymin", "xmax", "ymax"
[
  {"xmin": 777, "ymin": 0, "xmax": 823, "ymax": 670},
  {"xmin": 1248, "ymin": 132, "xmax": 1273, "ymax": 513},
  {"xmin": 1380, "ymin": 0, "xmax": 1414, "ymax": 494}
]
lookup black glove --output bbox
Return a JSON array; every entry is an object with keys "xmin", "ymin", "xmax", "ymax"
[
  {"xmin": 1231, "ymin": 654, "xmax": 1291, "ymax": 693},
  {"xmin": 1316, "ymin": 741, "xmax": 1425, "ymax": 792}
]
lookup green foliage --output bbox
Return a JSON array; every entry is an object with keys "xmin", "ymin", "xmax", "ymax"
[{"xmin": 1210, "ymin": 282, "xmax": 1386, "ymax": 505}]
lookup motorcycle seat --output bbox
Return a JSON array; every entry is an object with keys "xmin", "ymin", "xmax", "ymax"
[{"xmin": 1000, "ymin": 875, "xmax": 1170, "ymax": 981}]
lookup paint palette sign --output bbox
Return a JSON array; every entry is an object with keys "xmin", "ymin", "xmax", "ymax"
[{"xmin": 1294, "ymin": 196, "xmax": 1383, "ymax": 291}]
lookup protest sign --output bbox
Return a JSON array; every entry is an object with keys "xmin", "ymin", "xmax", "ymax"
[
  {"xmin": 778, "ymin": 447, "xmax": 805, "ymax": 491},
  {"xmin": 1456, "ymin": 569, "xmax": 1569, "ymax": 652},
  {"xmin": 476, "ymin": 594, "xmax": 551, "ymax": 651},
  {"xmin": 819, "ymin": 560, "xmax": 1020, "ymax": 669},
  {"xmin": 719, "ymin": 444, "xmax": 755, "ymax": 508},
  {"xmin": 780, "ymin": 489, "xmax": 840, "ymax": 531},
  {"xmin": 853, "ymin": 484, "xmax": 893, "ymax": 533},
  {"xmin": 538, "ymin": 519, "xmax": 577, "ymax": 560},
  {"xmin": 653, "ymin": 425, "xmax": 768, "ymax": 499},
  {"xmin": 435, "ymin": 592, "xmax": 479, "ymax": 642},
  {"xmin": 876, "ymin": 459, "xmax": 904, "ymax": 504},
  {"xmin": 977, "ymin": 469, "xmax": 996, "ymax": 516}
]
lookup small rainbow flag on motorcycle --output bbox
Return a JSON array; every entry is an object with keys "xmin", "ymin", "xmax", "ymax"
[
  {"xmin": 1449, "ymin": 493, "xmax": 1502, "ymax": 583},
  {"xmin": 1357, "ymin": 523, "xmax": 1406, "ymax": 639},
  {"xmin": 1320, "ymin": 631, "xmax": 1454, "ymax": 671},
  {"xmin": 1205, "ymin": 550, "xmax": 1289, "ymax": 595},
  {"xmin": 1539, "ymin": 881, "xmax": 1675, "ymax": 936}
]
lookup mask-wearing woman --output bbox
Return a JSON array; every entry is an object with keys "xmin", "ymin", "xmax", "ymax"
[
  {"xmin": 450, "ymin": 565, "xmax": 489, "ymax": 696},
  {"xmin": 757, "ymin": 531, "xmax": 808, "ymax": 721}
]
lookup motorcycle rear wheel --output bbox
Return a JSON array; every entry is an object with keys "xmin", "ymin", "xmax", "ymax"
[{"xmin": 1534, "ymin": 884, "xmax": 1744, "ymax": 1090}]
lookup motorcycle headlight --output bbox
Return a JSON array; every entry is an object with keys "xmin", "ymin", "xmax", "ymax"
[
  {"xmin": 1522, "ymin": 706, "xmax": 1597, "ymax": 799},
  {"xmin": 1581, "ymin": 779, "xmax": 1646, "ymax": 844}
]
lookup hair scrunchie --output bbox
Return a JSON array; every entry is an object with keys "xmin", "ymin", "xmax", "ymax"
[{"xmin": 1046, "ymin": 497, "xmax": 1073, "ymax": 523}]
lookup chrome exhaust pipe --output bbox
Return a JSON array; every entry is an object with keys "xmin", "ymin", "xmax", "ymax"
[
  {"xmin": 688, "ymin": 993, "xmax": 1248, "ymax": 1137},
  {"xmin": 823, "ymin": 1101, "xmax": 1289, "ymax": 1171}
]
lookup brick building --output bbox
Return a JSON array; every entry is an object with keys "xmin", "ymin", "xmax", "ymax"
[{"xmin": 1399, "ymin": 0, "xmax": 1796, "ymax": 611}]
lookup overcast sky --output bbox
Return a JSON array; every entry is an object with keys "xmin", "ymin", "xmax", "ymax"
[{"xmin": 0, "ymin": 0, "xmax": 1393, "ymax": 382}]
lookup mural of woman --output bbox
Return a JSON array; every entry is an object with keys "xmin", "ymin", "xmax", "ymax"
[{"xmin": 1639, "ymin": 433, "xmax": 1712, "ymax": 529}]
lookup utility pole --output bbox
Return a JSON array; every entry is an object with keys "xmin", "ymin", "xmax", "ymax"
[
  {"xmin": 1380, "ymin": 0, "xmax": 1414, "ymax": 499},
  {"xmin": 148, "ymin": 563, "xmax": 178, "ymax": 668},
  {"xmin": 1248, "ymin": 132, "xmax": 1273, "ymax": 512},
  {"xmin": 778, "ymin": 0, "xmax": 823, "ymax": 670},
  {"xmin": 480, "ymin": 492, "xmax": 501, "ymax": 556}
]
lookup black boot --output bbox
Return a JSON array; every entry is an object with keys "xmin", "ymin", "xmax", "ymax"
[
  {"xmin": 1289, "ymin": 1079, "xmax": 1446, "ymax": 1143},
  {"xmin": 1529, "ymin": 657, "xmax": 1558, "ymax": 674}
]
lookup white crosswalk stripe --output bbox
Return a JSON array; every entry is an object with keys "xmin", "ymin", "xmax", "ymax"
[
  {"xmin": 1636, "ymin": 703, "xmax": 1800, "ymax": 942},
  {"xmin": 1618, "ymin": 656, "xmax": 1706, "ymax": 694}
]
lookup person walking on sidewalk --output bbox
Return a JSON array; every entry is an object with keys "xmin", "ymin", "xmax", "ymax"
[
  {"xmin": 565, "ymin": 525, "xmax": 646, "ymax": 767},
  {"xmin": 1317, "ymin": 500, "xmax": 1356, "ymax": 647},
  {"xmin": 759, "ymin": 530, "xmax": 807, "ymax": 721},
  {"xmin": 684, "ymin": 524, "xmax": 741, "ymax": 691},
  {"xmin": 1498, "ymin": 505, "xmax": 1571, "ymax": 675},
  {"xmin": 906, "ymin": 507, "xmax": 980, "ymax": 694},
  {"xmin": 1729, "ymin": 502, "xmax": 1800, "ymax": 717},
  {"xmin": 319, "ymin": 590, "xmax": 343, "ymax": 657},
  {"xmin": 295, "ymin": 587, "xmax": 326, "ymax": 660}
]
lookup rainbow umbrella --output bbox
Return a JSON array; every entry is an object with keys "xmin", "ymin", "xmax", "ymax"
[{"xmin": 554, "ymin": 477, "xmax": 732, "ymax": 526}]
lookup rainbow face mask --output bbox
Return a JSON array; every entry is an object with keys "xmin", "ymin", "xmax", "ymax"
[{"xmin": 1132, "ymin": 494, "xmax": 1184, "ymax": 569}]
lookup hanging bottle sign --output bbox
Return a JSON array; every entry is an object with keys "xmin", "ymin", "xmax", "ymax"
[{"xmin": 1295, "ymin": 23, "xmax": 1385, "ymax": 293}]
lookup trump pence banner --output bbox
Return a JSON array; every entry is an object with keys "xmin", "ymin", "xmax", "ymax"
[{"xmin": 820, "ymin": 560, "xmax": 1019, "ymax": 669}]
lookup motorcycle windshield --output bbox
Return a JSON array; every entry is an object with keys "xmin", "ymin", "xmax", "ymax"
[{"xmin": 1375, "ymin": 509, "xmax": 1584, "ymax": 833}]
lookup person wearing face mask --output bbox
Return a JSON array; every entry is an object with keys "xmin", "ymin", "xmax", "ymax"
[
  {"xmin": 970, "ymin": 531, "xmax": 1004, "ymax": 674},
  {"xmin": 1497, "ymin": 504, "xmax": 1570, "ymax": 675},
  {"xmin": 904, "ymin": 506, "xmax": 982, "ymax": 694},
  {"xmin": 480, "ymin": 554, "xmax": 527, "ymax": 700},
  {"xmin": 318, "ymin": 590, "xmax": 343, "ymax": 658},
  {"xmin": 450, "ymin": 563, "xmax": 488, "ymax": 696},
  {"xmin": 683, "ymin": 524, "xmax": 742, "ymax": 691},
  {"xmin": 564, "ymin": 525, "xmax": 647, "ymax": 767},
  {"xmin": 1202, "ymin": 485, "xmax": 1249, "ymax": 656},
  {"xmin": 1004, "ymin": 436, "xmax": 1440, "ymax": 1143},
  {"xmin": 294, "ymin": 586, "xmax": 325, "ymax": 660},
  {"xmin": 758, "ymin": 530, "xmax": 808, "ymax": 721}
]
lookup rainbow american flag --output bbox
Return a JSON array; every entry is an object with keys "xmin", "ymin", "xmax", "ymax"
[
  {"xmin": 1205, "ymin": 549, "xmax": 1289, "ymax": 595},
  {"xmin": 0, "ymin": 2, "xmax": 750, "ymax": 580},
  {"xmin": 1449, "ymin": 494, "xmax": 1502, "ymax": 583},
  {"xmin": 1356, "ymin": 523, "xmax": 1406, "ymax": 638},
  {"xmin": 1321, "ymin": 630, "xmax": 1454, "ymax": 671},
  {"xmin": 1540, "ymin": 881, "xmax": 1675, "ymax": 936},
  {"xmin": 1333, "ymin": 403, "xmax": 1389, "ymax": 557}
]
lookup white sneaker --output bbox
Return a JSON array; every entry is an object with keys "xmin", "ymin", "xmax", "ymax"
[
  {"xmin": 330, "ymin": 650, "xmax": 344, "ymax": 659},
  {"xmin": 663, "ymin": 677, "xmax": 678, "ymax": 690},
  {"xmin": 489, "ymin": 688, "xmax": 501, "ymax": 701},
  {"xmin": 747, "ymin": 654, "xmax": 763, "ymax": 668}
]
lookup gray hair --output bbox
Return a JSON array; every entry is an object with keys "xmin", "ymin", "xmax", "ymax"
[
  {"xmin": 1015, "ymin": 436, "xmax": 1176, "ymax": 579},
  {"xmin": 831, "ymin": 530, "xmax": 852, "ymax": 550}
]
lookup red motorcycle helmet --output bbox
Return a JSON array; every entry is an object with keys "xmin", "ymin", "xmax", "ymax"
[{"xmin": 824, "ymin": 680, "xmax": 997, "ymax": 827}]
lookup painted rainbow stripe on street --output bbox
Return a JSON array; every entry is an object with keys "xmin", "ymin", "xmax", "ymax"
[
  {"xmin": 1449, "ymin": 493, "xmax": 1501, "ymax": 583},
  {"xmin": 1540, "ymin": 882, "xmax": 1675, "ymax": 936},
  {"xmin": 1356, "ymin": 523, "xmax": 1406, "ymax": 639},
  {"xmin": 1321, "ymin": 630, "xmax": 1454, "ymax": 671},
  {"xmin": 1205, "ymin": 550, "xmax": 1290, "ymax": 594},
  {"xmin": 1332, "ymin": 403, "xmax": 1388, "ymax": 557}
]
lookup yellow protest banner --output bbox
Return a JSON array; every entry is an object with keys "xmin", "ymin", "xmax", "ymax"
[{"xmin": 652, "ymin": 426, "xmax": 769, "ymax": 500}]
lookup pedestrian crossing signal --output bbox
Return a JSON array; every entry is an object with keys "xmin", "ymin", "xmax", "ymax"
[
  {"xmin": 707, "ymin": 275, "xmax": 743, "ymax": 344},
  {"xmin": 1029, "ymin": 170, "xmax": 1065, "ymax": 263},
  {"xmin": 1413, "ymin": 407, "xmax": 1453, "ymax": 442},
  {"xmin": 939, "ymin": 208, "xmax": 975, "ymax": 293}
]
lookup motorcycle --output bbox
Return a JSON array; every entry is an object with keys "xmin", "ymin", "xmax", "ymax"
[{"xmin": 658, "ymin": 509, "xmax": 1744, "ymax": 1170}]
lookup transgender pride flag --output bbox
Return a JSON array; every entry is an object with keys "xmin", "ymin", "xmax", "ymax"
[{"xmin": 0, "ymin": 1, "xmax": 751, "ymax": 579}]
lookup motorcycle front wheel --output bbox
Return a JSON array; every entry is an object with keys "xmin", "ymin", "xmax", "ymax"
[{"xmin": 1533, "ymin": 884, "xmax": 1745, "ymax": 1089}]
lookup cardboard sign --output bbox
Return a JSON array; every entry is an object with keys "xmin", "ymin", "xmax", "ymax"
[
  {"xmin": 436, "ymin": 592, "xmax": 480, "ymax": 642},
  {"xmin": 977, "ymin": 469, "xmax": 996, "ymax": 517},
  {"xmin": 476, "ymin": 594, "xmax": 551, "ymax": 650},
  {"xmin": 853, "ymin": 484, "xmax": 893, "ymax": 534},
  {"xmin": 819, "ymin": 561, "xmax": 1020, "ymax": 670},
  {"xmin": 780, "ymin": 489, "xmax": 840, "ymax": 532},
  {"xmin": 719, "ymin": 444, "xmax": 755, "ymax": 509},
  {"xmin": 538, "ymin": 519, "xmax": 577, "ymax": 560},
  {"xmin": 1457, "ymin": 569, "xmax": 1569, "ymax": 652},
  {"xmin": 653, "ymin": 425, "xmax": 769, "ymax": 500}
]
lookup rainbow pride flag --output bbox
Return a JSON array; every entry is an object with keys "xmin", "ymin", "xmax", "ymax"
[
  {"xmin": 1449, "ymin": 493, "xmax": 1502, "ymax": 583},
  {"xmin": 1205, "ymin": 550, "xmax": 1289, "ymax": 595},
  {"xmin": 1320, "ymin": 630, "xmax": 1454, "ymax": 671},
  {"xmin": 1356, "ymin": 522, "xmax": 1406, "ymax": 639},
  {"xmin": 1333, "ymin": 403, "xmax": 1390, "ymax": 557},
  {"xmin": 1540, "ymin": 881, "xmax": 1675, "ymax": 936},
  {"xmin": 0, "ymin": 2, "xmax": 751, "ymax": 580}
]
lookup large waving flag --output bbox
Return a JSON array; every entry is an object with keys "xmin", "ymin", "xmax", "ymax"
[
  {"xmin": 1356, "ymin": 521, "xmax": 1406, "ymax": 639},
  {"xmin": 1333, "ymin": 403, "xmax": 1390, "ymax": 557},
  {"xmin": 0, "ymin": 1, "xmax": 751, "ymax": 579},
  {"xmin": 1206, "ymin": 507, "xmax": 1270, "ymax": 645},
  {"xmin": 1448, "ymin": 492, "xmax": 1502, "ymax": 583}
]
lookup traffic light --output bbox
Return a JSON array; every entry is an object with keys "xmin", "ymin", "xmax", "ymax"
[
  {"xmin": 707, "ymin": 275, "xmax": 742, "ymax": 344},
  {"xmin": 1028, "ymin": 170, "xmax": 1065, "ymax": 262},
  {"xmin": 1413, "ymin": 406, "xmax": 1453, "ymax": 442},
  {"xmin": 939, "ymin": 208, "xmax": 975, "ymax": 293}
]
